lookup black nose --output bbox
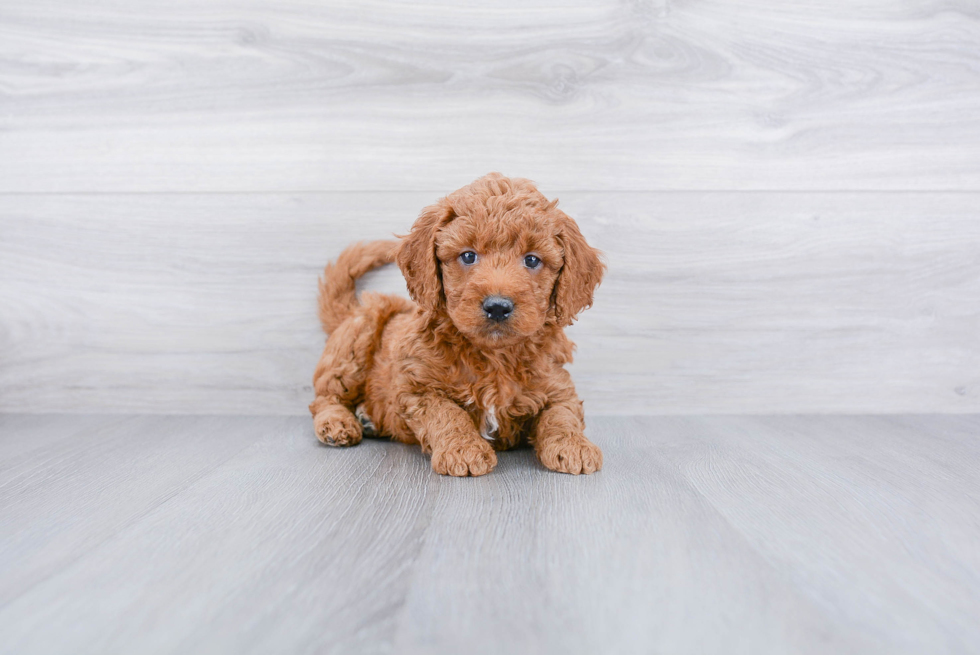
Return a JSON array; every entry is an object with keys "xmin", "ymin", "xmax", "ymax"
[{"xmin": 482, "ymin": 296, "xmax": 514, "ymax": 322}]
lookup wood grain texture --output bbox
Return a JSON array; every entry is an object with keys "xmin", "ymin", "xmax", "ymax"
[
  {"xmin": 2, "ymin": 192, "xmax": 977, "ymax": 415},
  {"xmin": 0, "ymin": 415, "xmax": 270, "ymax": 606},
  {"xmin": 0, "ymin": 0, "xmax": 978, "ymax": 192},
  {"xmin": 1, "ymin": 414, "xmax": 978, "ymax": 654}
]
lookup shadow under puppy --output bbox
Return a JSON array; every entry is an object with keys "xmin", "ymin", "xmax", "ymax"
[{"xmin": 309, "ymin": 173, "xmax": 605, "ymax": 476}]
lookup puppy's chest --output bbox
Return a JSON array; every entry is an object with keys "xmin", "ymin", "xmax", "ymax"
[{"xmin": 453, "ymin": 374, "xmax": 547, "ymax": 447}]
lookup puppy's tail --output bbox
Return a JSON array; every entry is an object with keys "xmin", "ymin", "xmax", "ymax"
[{"xmin": 317, "ymin": 240, "xmax": 399, "ymax": 334}]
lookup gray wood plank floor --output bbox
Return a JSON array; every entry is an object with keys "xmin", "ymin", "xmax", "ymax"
[{"xmin": 1, "ymin": 414, "xmax": 978, "ymax": 654}]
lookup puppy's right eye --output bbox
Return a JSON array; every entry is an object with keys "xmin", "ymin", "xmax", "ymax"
[{"xmin": 459, "ymin": 251, "xmax": 478, "ymax": 265}]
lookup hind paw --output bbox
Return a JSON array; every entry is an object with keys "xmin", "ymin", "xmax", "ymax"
[
  {"xmin": 313, "ymin": 406, "xmax": 362, "ymax": 447},
  {"xmin": 355, "ymin": 403, "xmax": 379, "ymax": 438}
]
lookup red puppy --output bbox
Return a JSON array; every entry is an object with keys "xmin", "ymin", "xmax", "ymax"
[{"xmin": 310, "ymin": 173, "xmax": 605, "ymax": 476}]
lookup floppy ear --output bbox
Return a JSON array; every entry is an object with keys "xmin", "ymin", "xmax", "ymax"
[
  {"xmin": 397, "ymin": 198, "xmax": 455, "ymax": 312},
  {"xmin": 552, "ymin": 211, "xmax": 605, "ymax": 327}
]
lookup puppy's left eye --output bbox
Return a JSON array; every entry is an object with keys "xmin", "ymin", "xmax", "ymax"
[{"xmin": 523, "ymin": 254, "xmax": 542, "ymax": 269}]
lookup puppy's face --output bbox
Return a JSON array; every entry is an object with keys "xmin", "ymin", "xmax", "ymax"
[
  {"xmin": 397, "ymin": 174, "xmax": 605, "ymax": 349},
  {"xmin": 436, "ymin": 213, "xmax": 562, "ymax": 347}
]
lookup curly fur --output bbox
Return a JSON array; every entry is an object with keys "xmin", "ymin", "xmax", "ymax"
[{"xmin": 309, "ymin": 173, "xmax": 605, "ymax": 476}]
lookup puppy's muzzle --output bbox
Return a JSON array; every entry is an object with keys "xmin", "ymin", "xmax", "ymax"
[{"xmin": 482, "ymin": 296, "xmax": 514, "ymax": 323}]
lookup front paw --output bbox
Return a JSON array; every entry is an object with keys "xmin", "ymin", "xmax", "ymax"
[
  {"xmin": 430, "ymin": 438, "xmax": 497, "ymax": 477},
  {"xmin": 536, "ymin": 433, "xmax": 602, "ymax": 475}
]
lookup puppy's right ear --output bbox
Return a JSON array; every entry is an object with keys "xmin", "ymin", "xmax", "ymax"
[{"xmin": 397, "ymin": 198, "xmax": 455, "ymax": 312}]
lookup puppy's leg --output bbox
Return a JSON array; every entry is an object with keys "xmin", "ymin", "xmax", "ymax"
[
  {"xmin": 406, "ymin": 394, "xmax": 497, "ymax": 477},
  {"xmin": 309, "ymin": 314, "xmax": 374, "ymax": 447},
  {"xmin": 533, "ymin": 400, "xmax": 602, "ymax": 475}
]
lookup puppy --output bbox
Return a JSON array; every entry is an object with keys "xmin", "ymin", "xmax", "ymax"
[{"xmin": 309, "ymin": 173, "xmax": 605, "ymax": 476}]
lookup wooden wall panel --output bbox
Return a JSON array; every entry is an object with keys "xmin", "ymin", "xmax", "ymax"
[
  {"xmin": 2, "ymin": 0, "xmax": 978, "ymax": 413},
  {"xmin": 2, "ymin": 192, "xmax": 976, "ymax": 414},
  {"xmin": 0, "ymin": 0, "xmax": 978, "ymax": 192}
]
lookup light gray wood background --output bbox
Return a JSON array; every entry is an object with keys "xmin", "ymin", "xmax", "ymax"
[
  {"xmin": 2, "ymin": 0, "xmax": 979, "ymax": 414},
  {"xmin": 2, "ymin": 414, "xmax": 979, "ymax": 654}
]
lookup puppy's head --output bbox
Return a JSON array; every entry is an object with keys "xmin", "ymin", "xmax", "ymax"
[{"xmin": 397, "ymin": 173, "xmax": 604, "ymax": 348}]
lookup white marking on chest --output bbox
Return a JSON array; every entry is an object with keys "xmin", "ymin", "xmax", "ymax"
[{"xmin": 480, "ymin": 405, "xmax": 499, "ymax": 442}]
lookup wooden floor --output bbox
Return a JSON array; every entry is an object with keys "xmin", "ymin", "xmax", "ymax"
[{"xmin": 1, "ymin": 414, "xmax": 978, "ymax": 654}]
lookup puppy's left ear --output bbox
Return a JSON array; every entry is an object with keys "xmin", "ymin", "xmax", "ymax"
[
  {"xmin": 397, "ymin": 198, "xmax": 455, "ymax": 312},
  {"xmin": 552, "ymin": 211, "xmax": 605, "ymax": 327}
]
